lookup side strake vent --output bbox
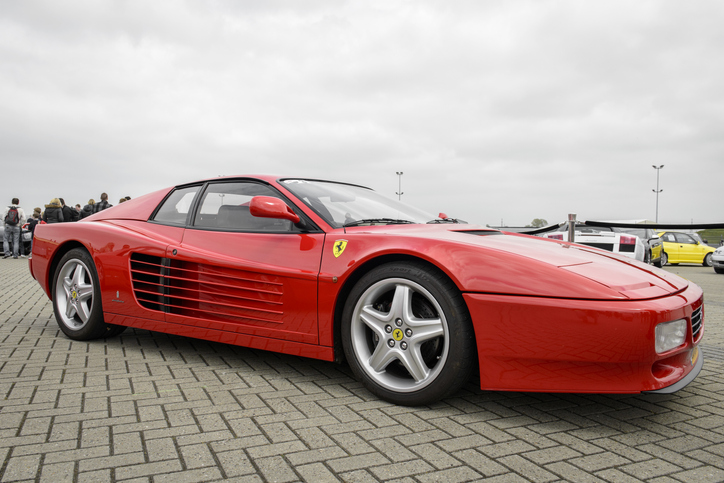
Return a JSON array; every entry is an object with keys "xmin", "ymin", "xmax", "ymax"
[
  {"xmin": 130, "ymin": 253, "xmax": 283, "ymax": 325},
  {"xmin": 691, "ymin": 306, "xmax": 703, "ymax": 342}
]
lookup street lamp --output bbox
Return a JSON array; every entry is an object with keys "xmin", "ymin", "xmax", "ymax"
[
  {"xmin": 396, "ymin": 171, "xmax": 404, "ymax": 200},
  {"xmin": 652, "ymin": 165, "xmax": 664, "ymax": 223}
]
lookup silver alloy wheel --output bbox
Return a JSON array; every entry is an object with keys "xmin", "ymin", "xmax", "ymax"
[
  {"xmin": 349, "ymin": 277, "xmax": 449, "ymax": 393},
  {"xmin": 704, "ymin": 253, "xmax": 713, "ymax": 267},
  {"xmin": 55, "ymin": 258, "xmax": 95, "ymax": 331}
]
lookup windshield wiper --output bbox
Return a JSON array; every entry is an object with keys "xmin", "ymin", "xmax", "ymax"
[
  {"xmin": 427, "ymin": 218, "xmax": 466, "ymax": 224},
  {"xmin": 344, "ymin": 218, "xmax": 416, "ymax": 228}
]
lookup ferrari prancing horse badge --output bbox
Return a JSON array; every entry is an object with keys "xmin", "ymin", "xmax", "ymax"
[{"xmin": 333, "ymin": 240, "xmax": 348, "ymax": 258}]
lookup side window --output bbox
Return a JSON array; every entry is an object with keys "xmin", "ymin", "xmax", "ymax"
[
  {"xmin": 152, "ymin": 186, "xmax": 199, "ymax": 226},
  {"xmin": 674, "ymin": 233, "xmax": 695, "ymax": 244},
  {"xmin": 193, "ymin": 181, "xmax": 296, "ymax": 232},
  {"xmin": 662, "ymin": 233, "xmax": 675, "ymax": 242}
]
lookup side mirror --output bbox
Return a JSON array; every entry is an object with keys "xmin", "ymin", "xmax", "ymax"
[{"xmin": 249, "ymin": 196, "xmax": 306, "ymax": 229}]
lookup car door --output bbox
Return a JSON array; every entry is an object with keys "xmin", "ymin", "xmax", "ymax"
[
  {"xmin": 673, "ymin": 233, "xmax": 700, "ymax": 263},
  {"xmin": 167, "ymin": 180, "xmax": 325, "ymax": 345},
  {"xmin": 661, "ymin": 232, "xmax": 679, "ymax": 262}
]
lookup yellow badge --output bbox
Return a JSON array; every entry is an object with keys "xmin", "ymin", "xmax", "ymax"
[
  {"xmin": 333, "ymin": 240, "xmax": 348, "ymax": 258},
  {"xmin": 393, "ymin": 329, "xmax": 404, "ymax": 341}
]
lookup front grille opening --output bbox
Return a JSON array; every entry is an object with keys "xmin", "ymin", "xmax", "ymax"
[{"xmin": 692, "ymin": 306, "xmax": 703, "ymax": 342}]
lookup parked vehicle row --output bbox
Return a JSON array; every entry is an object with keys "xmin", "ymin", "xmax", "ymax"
[{"xmin": 543, "ymin": 224, "xmax": 717, "ymax": 272}]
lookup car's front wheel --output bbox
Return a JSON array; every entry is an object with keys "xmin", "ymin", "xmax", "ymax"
[
  {"xmin": 703, "ymin": 253, "xmax": 713, "ymax": 267},
  {"xmin": 341, "ymin": 262, "xmax": 475, "ymax": 406},
  {"xmin": 53, "ymin": 248, "xmax": 126, "ymax": 340},
  {"xmin": 661, "ymin": 251, "xmax": 668, "ymax": 266}
]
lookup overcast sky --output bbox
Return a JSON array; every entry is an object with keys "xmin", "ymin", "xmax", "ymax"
[{"xmin": 1, "ymin": 1, "xmax": 722, "ymax": 227}]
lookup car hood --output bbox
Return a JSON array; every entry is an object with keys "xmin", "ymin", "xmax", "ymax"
[
  {"xmin": 346, "ymin": 225, "xmax": 689, "ymax": 301},
  {"xmin": 456, "ymin": 229, "xmax": 687, "ymax": 300}
]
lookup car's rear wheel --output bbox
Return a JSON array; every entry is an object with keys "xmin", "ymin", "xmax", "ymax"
[
  {"xmin": 53, "ymin": 248, "xmax": 126, "ymax": 340},
  {"xmin": 703, "ymin": 253, "xmax": 713, "ymax": 267},
  {"xmin": 341, "ymin": 262, "xmax": 475, "ymax": 406},
  {"xmin": 661, "ymin": 251, "xmax": 668, "ymax": 266},
  {"xmin": 715, "ymin": 267, "xmax": 724, "ymax": 274}
]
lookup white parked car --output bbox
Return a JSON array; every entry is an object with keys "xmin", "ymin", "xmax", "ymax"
[
  {"xmin": 712, "ymin": 246, "xmax": 724, "ymax": 274},
  {"xmin": 545, "ymin": 224, "xmax": 645, "ymax": 262}
]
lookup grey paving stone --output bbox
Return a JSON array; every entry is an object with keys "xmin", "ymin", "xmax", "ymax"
[
  {"xmin": 498, "ymin": 454, "xmax": 559, "ymax": 483},
  {"xmin": 253, "ymin": 455, "xmax": 298, "ymax": 482},
  {"xmin": 2, "ymin": 454, "xmax": 41, "ymax": 482},
  {"xmin": 295, "ymin": 462, "xmax": 341, "ymax": 483}
]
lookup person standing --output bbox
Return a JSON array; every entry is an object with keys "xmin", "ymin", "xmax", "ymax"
[
  {"xmin": 80, "ymin": 199, "xmax": 95, "ymax": 219},
  {"xmin": 59, "ymin": 198, "xmax": 79, "ymax": 222},
  {"xmin": 3, "ymin": 198, "xmax": 26, "ymax": 259},
  {"xmin": 93, "ymin": 193, "xmax": 113, "ymax": 213},
  {"xmin": 43, "ymin": 198, "xmax": 64, "ymax": 224},
  {"xmin": 26, "ymin": 207, "xmax": 42, "ymax": 252}
]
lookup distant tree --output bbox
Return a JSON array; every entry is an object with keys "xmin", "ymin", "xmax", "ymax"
[{"xmin": 527, "ymin": 218, "xmax": 548, "ymax": 228}]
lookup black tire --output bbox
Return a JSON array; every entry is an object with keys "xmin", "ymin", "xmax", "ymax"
[
  {"xmin": 653, "ymin": 256, "xmax": 663, "ymax": 268},
  {"xmin": 644, "ymin": 250, "xmax": 651, "ymax": 265},
  {"xmin": 715, "ymin": 267, "xmax": 724, "ymax": 274},
  {"xmin": 341, "ymin": 261, "xmax": 475, "ymax": 406},
  {"xmin": 661, "ymin": 251, "xmax": 668, "ymax": 266},
  {"xmin": 52, "ymin": 248, "xmax": 125, "ymax": 340},
  {"xmin": 703, "ymin": 253, "xmax": 713, "ymax": 267}
]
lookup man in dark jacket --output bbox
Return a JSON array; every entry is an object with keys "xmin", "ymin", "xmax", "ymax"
[
  {"xmin": 3, "ymin": 198, "xmax": 27, "ymax": 259},
  {"xmin": 59, "ymin": 198, "xmax": 79, "ymax": 222},
  {"xmin": 93, "ymin": 193, "xmax": 113, "ymax": 213}
]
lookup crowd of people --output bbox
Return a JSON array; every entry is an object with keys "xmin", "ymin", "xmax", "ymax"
[{"xmin": 2, "ymin": 193, "xmax": 131, "ymax": 259}]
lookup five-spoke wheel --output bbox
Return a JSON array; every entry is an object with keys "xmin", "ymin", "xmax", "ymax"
[
  {"xmin": 342, "ymin": 262, "xmax": 474, "ymax": 406},
  {"xmin": 53, "ymin": 248, "xmax": 125, "ymax": 340}
]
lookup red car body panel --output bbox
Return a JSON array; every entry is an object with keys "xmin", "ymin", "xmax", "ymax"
[{"xmin": 30, "ymin": 175, "xmax": 704, "ymax": 394}]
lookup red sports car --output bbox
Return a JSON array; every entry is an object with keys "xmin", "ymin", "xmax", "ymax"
[{"xmin": 29, "ymin": 176, "xmax": 704, "ymax": 405}]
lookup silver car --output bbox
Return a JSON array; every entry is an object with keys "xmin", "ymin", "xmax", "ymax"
[
  {"xmin": 713, "ymin": 245, "xmax": 724, "ymax": 274},
  {"xmin": 0, "ymin": 224, "xmax": 32, "ymax": 256}
]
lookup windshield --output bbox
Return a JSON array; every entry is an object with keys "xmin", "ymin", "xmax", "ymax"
[{"xmin": 281, "ymin": 179, "xmax": 435, "ymax": 228}]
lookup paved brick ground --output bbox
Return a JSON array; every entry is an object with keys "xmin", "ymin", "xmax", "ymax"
[{"xmin": 1, "ymin": 259, "xmax": 723, "ymax": 482}]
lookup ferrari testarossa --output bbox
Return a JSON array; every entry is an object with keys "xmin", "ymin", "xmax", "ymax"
[{"xmin": 30, "ymin": 175, "xmax": 704, "ymax": 405}]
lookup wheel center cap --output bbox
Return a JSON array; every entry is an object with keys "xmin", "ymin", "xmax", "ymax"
[{"xmin": 392, "ymin": 328, "xmax": 404, "ymax": 341}]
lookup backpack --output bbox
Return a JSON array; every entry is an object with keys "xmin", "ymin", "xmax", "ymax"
[{"xmin": 5, "ymin": 207, "xmax": 19, "ymax": 226}]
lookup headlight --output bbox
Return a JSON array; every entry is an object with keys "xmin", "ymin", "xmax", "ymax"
[
  {"xmin": 715, "ymin": 247, "xmax": 724, "ymax": 255},
  {"xmin": 655, "ymin": 319, "xmax": 687, "ymax": 353}
]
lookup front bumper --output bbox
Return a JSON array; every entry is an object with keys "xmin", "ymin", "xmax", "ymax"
[
  {"xmin": 464, "ymin": 282, "xmax": 704, "ymax": 393},
  {"xmin": 645, "ymin": 347, "xmax": 703, "ymax": 394}
]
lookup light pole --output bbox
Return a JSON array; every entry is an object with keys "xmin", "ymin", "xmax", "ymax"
[
  {"xmin": 396, "ymin": 171, "xmax": 403, "ymax": 200},
  {"xmin": 652, "ymin": 165, "xmax": 664, "ymax": 223}
]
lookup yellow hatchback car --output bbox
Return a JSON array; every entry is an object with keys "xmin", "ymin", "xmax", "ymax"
[{"xmin": 658, "ymin": 231, "xmax": 716, "ymax": 266}]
